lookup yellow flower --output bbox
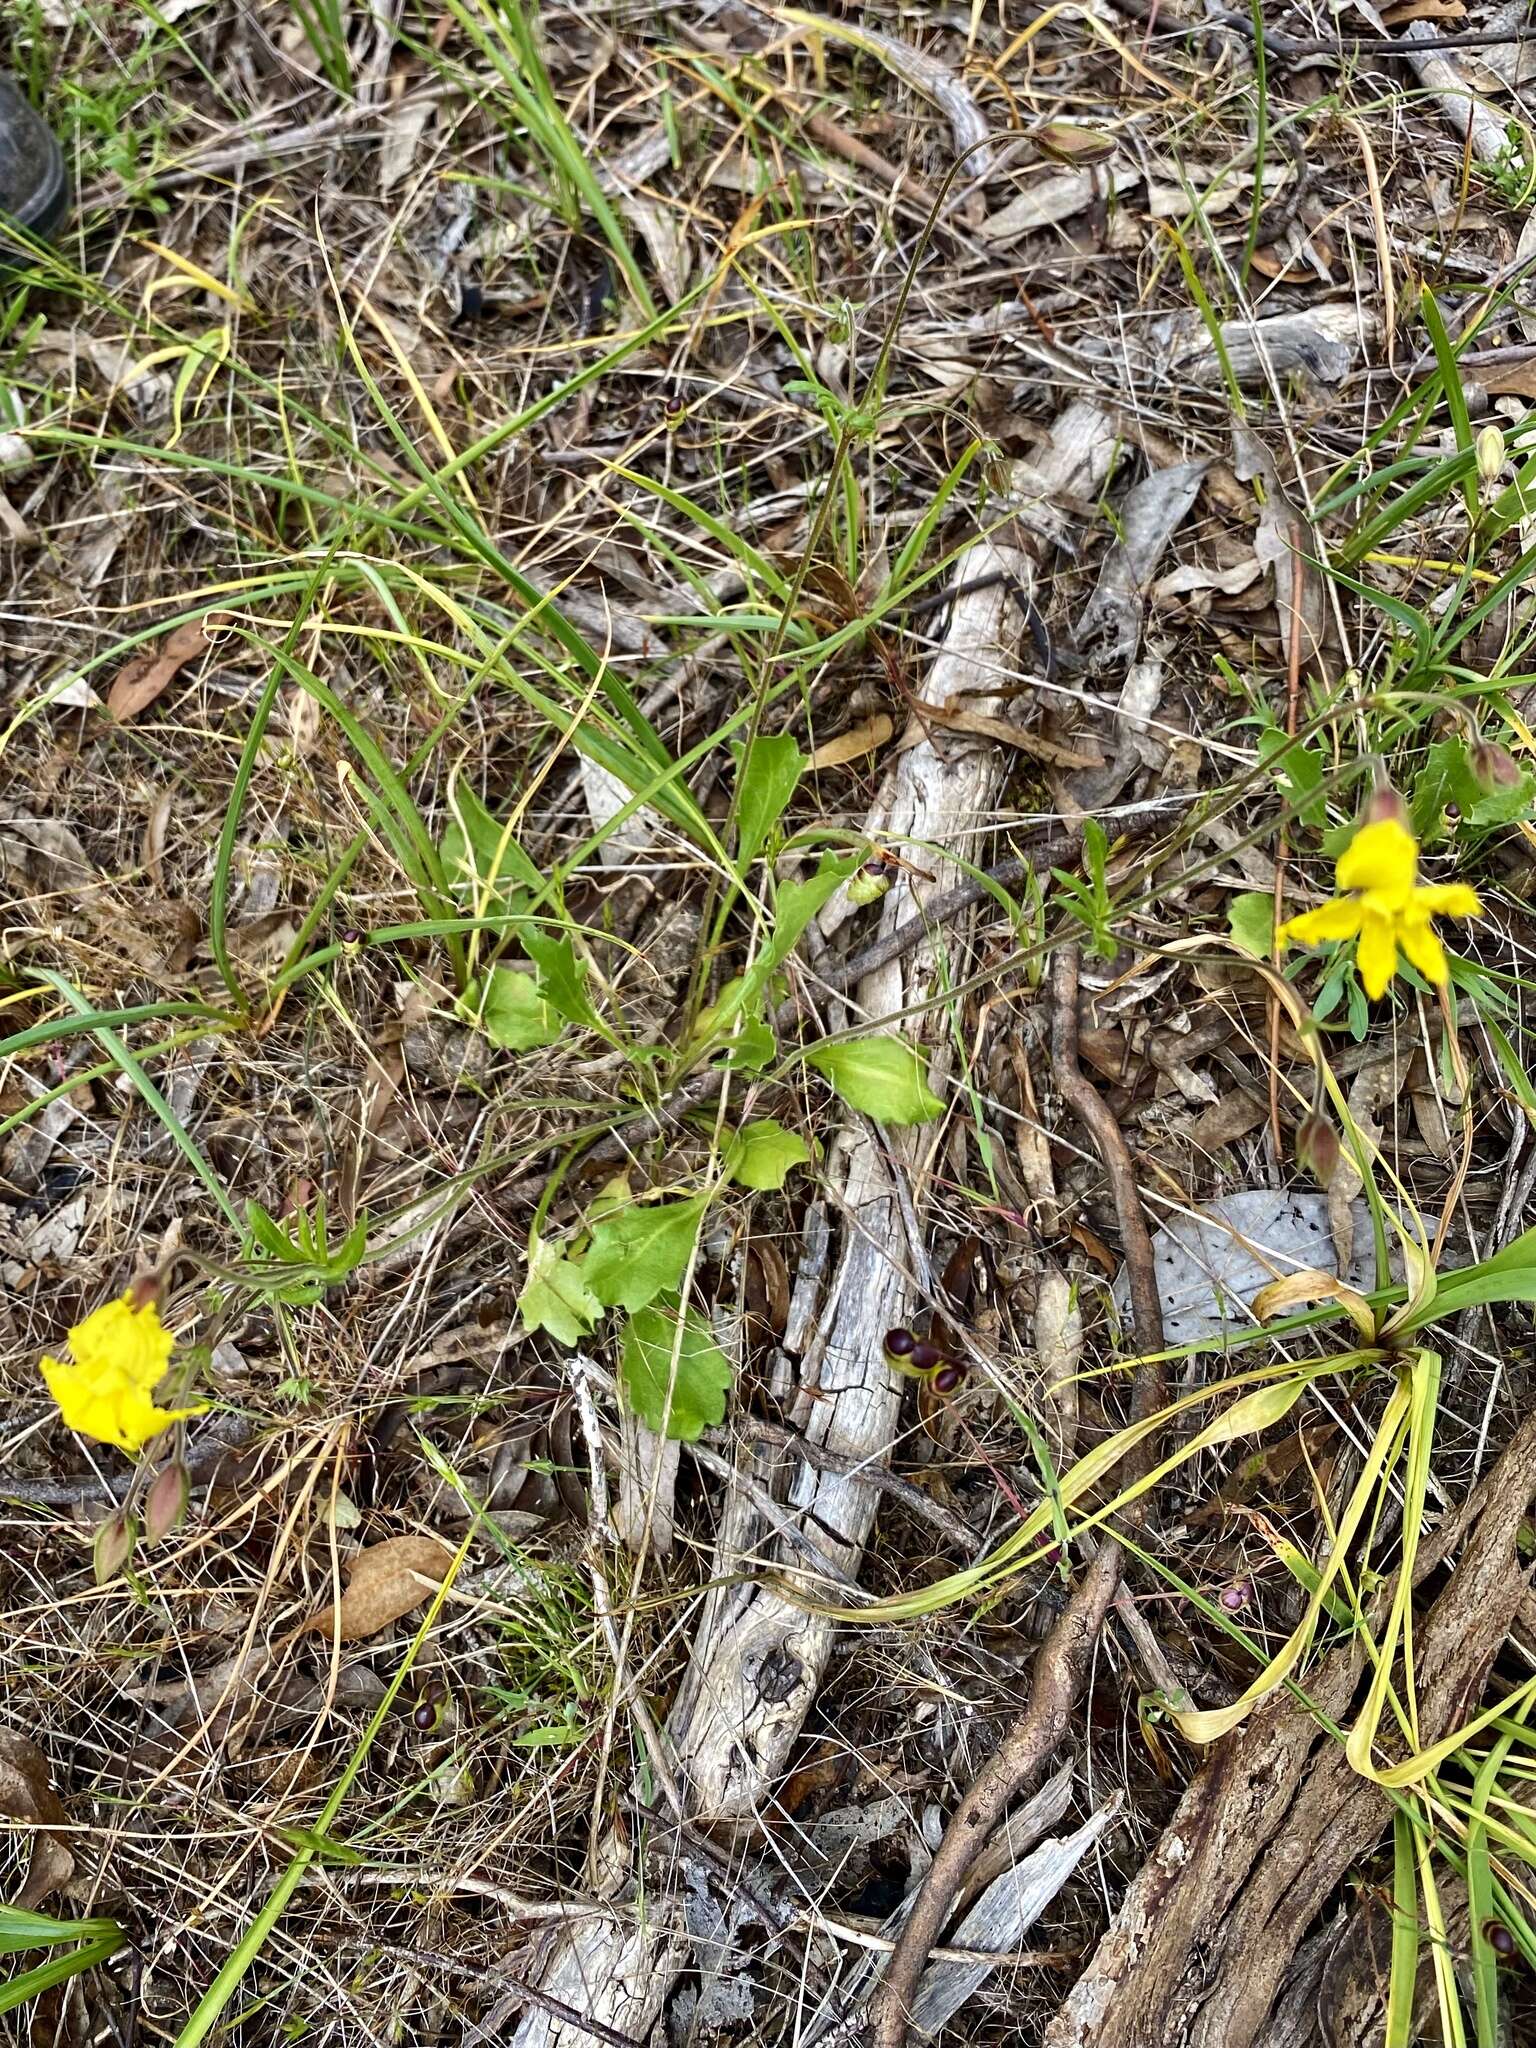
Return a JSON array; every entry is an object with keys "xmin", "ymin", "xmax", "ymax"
[
  {"xmin": 1276, "ymin": 816, "xmax": 1482, "ymax": 1001},
  {"xmin": 40, "ymin": 1295, "xmax": 206, "ymax": 1453}
]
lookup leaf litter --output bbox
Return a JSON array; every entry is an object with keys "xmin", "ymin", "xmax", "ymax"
[{"xmin": 5, "ymin": 3, "xmax": 1536, "ymax": 2045}]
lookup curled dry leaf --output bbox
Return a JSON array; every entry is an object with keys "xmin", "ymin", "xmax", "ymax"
[
  {"xmin": 1232, "ymin": 428, "xmax": 1326, "ymax": 678},
  {"xmin": 1251, "ymin": 1267, "xmax": 1377, "ymax": 1343},
  {"xmin": 107, "ymin": 616, "xmax": 215, "ymax": 723},
  {"xmin": 980, "ymin": 165, "xmax": 1140, "ymax": 246},
  {"xmin": 809, "ymin": 713, "xmax": 893, "ymax": 769},
  {"xmin": 0, "ymin": 1728, "xmax": 73, "ymax": 1908},
  {"xmin": 896, "ymin": 703, "xmax": 1100, "ymax": 768},
  {"xmin": 307, "ymin": 1534, "xmax": 456, "ymax": 1641},
  {"xmin": 1034, "ymin": 1262, "xmax": 1080, "ymax": 1459}
]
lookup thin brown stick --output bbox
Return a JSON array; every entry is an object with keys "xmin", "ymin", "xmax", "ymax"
[
  {"xmin": 0, "ymin": 1415, "xmax": 254, "ymax": 1508},
  {"xmin": 865, "ymin": 1543, "xmax": 1124, "ymax": 2048},
  {"xmin": 822, "ymin": 801, "xmax": 1188, "ymax": 996},
  {"xmin": 374, "ymin": 1944, "xmax": 648, "ymax": 2048},
  {"xmin": 1051, "ymin": 947, "xmax": 1166, "ymax": 1417},
  {"xmin": 865, "ymin": 947, "xmax": 1166, "ymax": 2048}
]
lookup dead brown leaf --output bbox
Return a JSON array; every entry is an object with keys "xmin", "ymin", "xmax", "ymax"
[
  {"xmin": 0, "ymin": 1728, "xmax": 73, "ymax": 1908},
  {"xmin": 308, "ymin": 1534, "xmax": 455, "ymax": 1641},
  {"xmin": 809, "ymin": 713, "xmax": 893, "ymax": 769},
  {"xmin": 1383, "ymin": 0, "xmax": 1465, "ymax": 20},
  {"xmin": 1476, "ymin": 359, "xmax": 1536, "ymax": 398},
  {"xmin": 106, "ymin": 616, "xmax": 215, "ymax": 722}
]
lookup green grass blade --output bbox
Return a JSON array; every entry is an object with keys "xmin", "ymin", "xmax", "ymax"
[
  {"xmin": 29, "ymin": 969, "xmax": 244, "ymax": 1238},
  {"xmin": 1385, "ymin": 1807, "xmax": 1422, "ymax": 2048}
]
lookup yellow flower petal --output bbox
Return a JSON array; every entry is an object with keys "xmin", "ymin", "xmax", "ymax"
[
  {"xmin": 68, "ymin": 1297, "xmax": 173, "ymax": 1384},
  {"xmin": 39, "ymin": 1296, "xmax": 204, "ymax": 1453},
  {"xmin": 1411, "ymin": 882, "xmax": 1482, "ymax": 920},
  {"xmin": 1336, "ymin": 818, "xmax": 1419, "ymax": 901},
  {"xmin": 1397, "ymin": 913, "xmax": 1449, "ymax": 986},
  {"xmin": 1356, "ymin": 909, "xmax": 1399, "ymax": 1001},
  {"xmin": 1277, "ymin": 898, "xmax": 1365, "ymax": 947}
]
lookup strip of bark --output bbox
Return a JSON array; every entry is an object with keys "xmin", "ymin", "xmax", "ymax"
[{"xmin": 1043, "ymin": 1411, "xmax": 1536, "ymax": 2048}]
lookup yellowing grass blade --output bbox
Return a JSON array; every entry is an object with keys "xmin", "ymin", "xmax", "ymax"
[
  {"xmin": 1175, "ymin": 1372, "xmax": 1413, "ymax": 1744},
  {"xmin": 1346, "ymin": 1351, "xmax": 1440, "ymax": 1777},
  {"xmin": 1373, "ymin": 1670, "xmax": 1536, "ymax": 1789},
  {"xmin": 810, "ymin": 1359, "xmax": 1325, "ymax": 1624}
]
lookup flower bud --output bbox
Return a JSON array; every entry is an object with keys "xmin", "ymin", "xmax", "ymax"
[
  {"xmin": 1477, "ymin": 423, "xmax": 1507, "ymax": 487},
  {"xmin": 144, "ymin": 1460, "xmax": 190, "ymax": 1543},
  {"xmin": 1295, "ymin": 1111, "xmax": 1340, "ymax": 1187},
  {"xmin": 126, "ymin": 1269, "xmax": 163, "ymax": 1312},
  {"xmin": 1362, "ymin": 783, "xmax": 1407, "ymax": 828},
  {"xmin": 1470, "ymin": 738, "xmax": 1522, "ymax": 792},
  {"xmin": 846, "ymin": 869, "xmax": 890, "ymax": 907},
  {"xmin": 1032, "ymin": 121, "xmax": 1117, "ymax": 164},
  {"xmin": 93, "ymin": 1509, "xmax": 137, "ymax": 1584}
]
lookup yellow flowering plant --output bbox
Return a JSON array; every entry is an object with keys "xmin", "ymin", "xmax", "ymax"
[
  {"xmin": 1276, "ymin": 813, "xmax": 1482, "ymax": 1000},
  {"xmin": 40, "ymin": 1294, "xmax": 206, "ymax": 1454}
]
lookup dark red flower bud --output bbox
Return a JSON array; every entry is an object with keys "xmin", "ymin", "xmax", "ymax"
[
  {"xmin": 884, "ymin": 1328, "xmax": 917, "ymax": 1358},
  {"xmin": 1295, "ymin": 1112, "xmax": 1340, "ymax": 1187}
]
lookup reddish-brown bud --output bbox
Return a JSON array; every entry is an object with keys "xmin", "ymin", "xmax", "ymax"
[
  {"xmin": 126, "ymin": 1270, "xmax": 162, "ymax": 1312},
  {"xmin": 1362, "ymin": 783, "xmax": 1407, "ymax": 828},
  {"xmin": 144, "ymin": 1460, "xmax": 190, "ymax": 1544},
  {"xmin": 1031, "ymin": 121, "xmax": 1117, "ymax": 164},
  {"xmin": 1295, "ymin": 1112, "xmax": 1340, "ymax": 1187}
]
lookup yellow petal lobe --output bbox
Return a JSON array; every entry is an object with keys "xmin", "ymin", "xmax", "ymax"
[{"xmin": 1355, "ymin": 910, "xmax": 1399, "ymax": 1000}]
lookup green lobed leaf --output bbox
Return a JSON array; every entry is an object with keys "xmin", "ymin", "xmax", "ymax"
[
  {"xmin": 693, "ymin": 854, "xmax": 861, "ymax": 1068},
  {"xmin": 1412, "ymin": 735, "xmax": 1536, "ymax": 845},
  {"xmin": 1258, "ymin": 727, "xmax": 1326, "ymax": 829},
  {"xmin": 523, "ymin": 929, "xmax": 600, "ymax": 1032},
  {"xmin": 689, "ymin": 975, "xmax": 777, "ymax": 1071},
  {"xmin": 805, "ymin": 1035, "xmax": 944, "ymax": 1125},
  {"xmin": 724, "ymin": 1118, "xmax": 812, "ymax": 1190},
  {"xmin": 583, "ymin": 1192, "xmax": 708, "ymax": 1311},
  {"xmin": 620, "ymin": 1297, "xmax": 732, "ymax": 1439},
  {"xmin": 518, "ymin": 1233, "xmax": 602, "ymax": 1347},
  {"xmin": 478, "ymin": 967, "xmax": 563, "ymax": 1052}
]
